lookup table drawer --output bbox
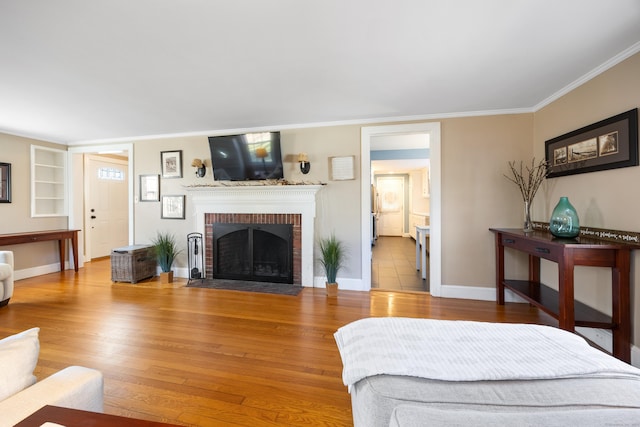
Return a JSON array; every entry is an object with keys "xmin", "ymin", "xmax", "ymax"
[{"xmin": 501, "ymin": 235, "xmax": 561, "ymax": 261}]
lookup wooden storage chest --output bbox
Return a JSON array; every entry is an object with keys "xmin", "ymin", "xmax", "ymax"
[{"xmin": 111, "ymin": 245, "xmax": 156, "ymax": 283}]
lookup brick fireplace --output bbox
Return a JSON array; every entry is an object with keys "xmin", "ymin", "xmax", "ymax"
[
  {"xmin": 205, "ymin": 213, "xmax": 301, "ymax": 283},
  {"xmin": 187, "ymin": 184, "xmax": 322, "ymax": 286}
]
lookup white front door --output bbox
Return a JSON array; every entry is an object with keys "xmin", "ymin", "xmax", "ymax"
[
  {"xmin": 376, "ymin": 176, "xmax": 404, "ymax": 236},
  {"xmin": 85, "ymin": 155, "xmax": 129, "ymax": 259}
]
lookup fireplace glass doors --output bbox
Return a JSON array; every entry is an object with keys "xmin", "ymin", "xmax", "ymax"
[{"xmin": 212, "ymin": 223, "xmax": 293, "ymax": 284}]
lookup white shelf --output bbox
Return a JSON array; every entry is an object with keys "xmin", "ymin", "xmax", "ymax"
[{"xmin": 31, "ymin": 145, "xmax": 68, "ymax": 217}]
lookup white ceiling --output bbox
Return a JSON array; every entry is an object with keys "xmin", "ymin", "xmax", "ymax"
[{"xmin": 1, "ymin": 1, "xmax": 640, "ymax": 145}]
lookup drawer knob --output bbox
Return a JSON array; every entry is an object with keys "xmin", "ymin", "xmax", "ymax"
[{"xmin": 535, "ymin": 247, "xmax": 550, "ymax": 254}]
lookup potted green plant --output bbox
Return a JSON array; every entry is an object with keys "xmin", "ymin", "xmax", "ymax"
[
  {"xmin": 151, "ymin": 232, "xmax": 182, "ymax": 283},
  {"xmin": 318, "ymin": 234, "xmax": 346, "ymax": 297}
]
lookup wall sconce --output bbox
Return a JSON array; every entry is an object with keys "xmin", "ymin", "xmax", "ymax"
[
  {"xmin": 298, "ymin": 153, "xmax": 311, "ymax": 174},
  {"xmin": 191, "ymin": 158, "xmax": 206, "ymax": 178}
]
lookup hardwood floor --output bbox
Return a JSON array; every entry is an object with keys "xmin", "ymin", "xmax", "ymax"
[{"xmin": 1, "ymin": 259, "xmax": 554, "ymax": 426}]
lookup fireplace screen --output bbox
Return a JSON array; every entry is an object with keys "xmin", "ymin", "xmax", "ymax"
[{"xmin": 213, "ymin": 223, "xmax": 293, "ymax": 284}]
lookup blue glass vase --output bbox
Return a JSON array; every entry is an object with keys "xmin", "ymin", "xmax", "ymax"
[{"xmin": 549, "ymin": 197, "xmax": 580, "ymax": 238}]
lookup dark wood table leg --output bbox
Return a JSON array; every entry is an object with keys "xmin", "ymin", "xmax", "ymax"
[
  {"xmin": 71, "ymin": 231, "xmax": 79, "ymax": 272},
  {"xmin": 58, "ymin": 239, "xmax": 66, "ymax": 272},
  {"xmin": 557, "ymin": 249, "xmax": 575, "ymax": 332},
  {"xmin": 612, "ymin": 249, "xmax": 631, "ymax": 362},
  {"xmin": 495, "ymin": 232, "xmax": 505, "ymax": 305},
  {"xmin": 528, "ymin": 255, "xmax": 540, "ymax": 304}
]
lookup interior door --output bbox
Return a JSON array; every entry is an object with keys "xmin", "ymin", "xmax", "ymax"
[
  {"xmin": 376, "ymin": 176, "xmax": 404, "ymax": 236},
  {"xmin": 86, "ymin": 155, "xmax": 129, "ymax": 259}
]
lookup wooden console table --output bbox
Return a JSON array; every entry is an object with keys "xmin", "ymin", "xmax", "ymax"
[
  {"xmin": 490, "ymin": 227, "xmax": 640, "ymax": 363},
  {"xmin": 0, "ymin": 229, "xmax": 80, "ymax": 272}
]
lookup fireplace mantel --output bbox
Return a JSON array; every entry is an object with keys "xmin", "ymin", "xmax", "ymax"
[{"xmin": 185, "ymin": 184, "xmax": 323, "ymax": 286}]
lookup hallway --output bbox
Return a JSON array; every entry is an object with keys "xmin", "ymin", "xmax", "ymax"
[{"xmin": 371, "ymin": 236, "xmax": 429, "ymax": 292}]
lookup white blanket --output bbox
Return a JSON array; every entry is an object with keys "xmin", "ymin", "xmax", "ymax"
[{"xmin": 334, "ymin": 317, "xmax": 640, "ymax": 389}]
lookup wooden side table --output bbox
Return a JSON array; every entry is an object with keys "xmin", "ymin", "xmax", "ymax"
[
  {"xmin": 15, "ymin": 405, "xmax": 180, "ymax": 426},
  {"xmin": 0, "ymin": 230, "xmax": 80, "ymax": 272},
  {"xmin": 490, "ymin": 227, "xmax": 640, "ymax": 363}
]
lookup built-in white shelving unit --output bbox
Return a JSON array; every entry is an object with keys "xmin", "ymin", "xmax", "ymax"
[{"xmin": 31, "ymin": 145, "xmax": 68, "ymax": 217}]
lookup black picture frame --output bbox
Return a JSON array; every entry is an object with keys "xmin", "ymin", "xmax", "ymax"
[
  {"xmin": 161, "ymin": 150, "xmax": 183, "ymax": 179},
  {"xmin": 139, "ymin": 174, "xmax": 160, "ymax": 202},
  {"xmin": 161, "ymin": 195, "xmax": 185, "ymax": 219},
  {"xmin": 545, "ymin": 108, "xmax": 638, "ymax": 178},
  {"xmin": 0, "ymin": 162, "xmax": 11, "ymax": 203}
]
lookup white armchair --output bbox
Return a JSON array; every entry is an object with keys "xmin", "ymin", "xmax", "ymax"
[{"xmin": 0, "ymin": 250, "xmax": 14, "ymax": 306}]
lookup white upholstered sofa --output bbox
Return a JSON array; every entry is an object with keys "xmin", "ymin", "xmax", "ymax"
[
  {"xmin": 335, "ymin": 317, "xmax": 640, "ymax": 427},
  {"xmin": 0, "ymin": 328, "xmax": 104, "ymax": 426},
  {"xmin": 0, "ymin": 250, "xmax": 13, "ymax": 306}
]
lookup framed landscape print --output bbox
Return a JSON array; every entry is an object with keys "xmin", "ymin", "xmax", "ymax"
[
  {"xmin": 545, "ymin": 108, "xmax": 638, "ymax": 178},
  {"xmin": 161, "ymin": 150, "xmax": 183, "ymax": 178}
]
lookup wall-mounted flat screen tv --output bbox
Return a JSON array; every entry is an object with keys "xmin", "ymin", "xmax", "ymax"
[{"xmin": 208, "ymin": 131, "xmax": 284, "ymax": 181}]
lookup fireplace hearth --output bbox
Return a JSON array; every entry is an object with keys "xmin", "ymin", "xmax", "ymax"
[{"xmin": 213, "ymin": 223, "xmax": 293, "ymax": 284}]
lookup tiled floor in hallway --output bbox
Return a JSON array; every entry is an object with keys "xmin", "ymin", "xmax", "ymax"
[{"xmin": 371, "ymin": 235, "xmax": 429, "ymax": 292}]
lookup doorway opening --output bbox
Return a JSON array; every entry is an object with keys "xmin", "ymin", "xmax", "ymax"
[
  {"xmin": 360, "ymin": 123, "xmax": 441, "ymax": 296},
  {"xmin": 68, "ymin": 144, "xmax": 134, "ymax": 267}
]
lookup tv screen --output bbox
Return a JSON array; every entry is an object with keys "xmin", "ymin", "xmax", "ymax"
[{"xmin": 208, "ymin": 131, "xmax": 284, "ymax": 181}]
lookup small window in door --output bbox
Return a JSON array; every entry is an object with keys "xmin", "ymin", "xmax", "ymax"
[{"xmin": 98, "ymin": 167, "xmax": 125, "ymax": 181}]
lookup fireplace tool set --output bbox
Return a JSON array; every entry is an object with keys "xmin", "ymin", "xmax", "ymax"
[{"xmin": 187, "ymin": 232, "xmax": 204, "ymax": 284}]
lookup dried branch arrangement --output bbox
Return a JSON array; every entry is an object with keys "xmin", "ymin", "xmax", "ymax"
[{"xmin": 504, "ymin": 158, "xmax": 549, "ymax": 204}]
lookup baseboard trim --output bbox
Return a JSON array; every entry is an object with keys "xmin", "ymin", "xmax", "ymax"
[{"xmin": 15, "ymin": 263, "xmax": 70, "ymax": 280}]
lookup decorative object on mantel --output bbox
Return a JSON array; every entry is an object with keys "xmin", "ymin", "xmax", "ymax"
[
  {"xmin": 504, "ymin": 158, "xmax": 549, "ymax": 232},
  {"xmin": 151, "ymin": 232, "xmax": 182, "ymax": 283},
  {"xmin": 298, "ymin": 153, "xmax": 311, "ymax": 174},
  {"xmin": 318, "ymin": 234, "xmax": 346, "ymax": 297},
  {"xmin": 549, "ymin": 196, "xmax": 580, "ymax": 238},
  {"xmin": 191, "ymin": 159, "xmax": 207, "ymax": 178},
  {"xmin": 182, "ymin": 179, "xmax": 327, "ymax": 188}
]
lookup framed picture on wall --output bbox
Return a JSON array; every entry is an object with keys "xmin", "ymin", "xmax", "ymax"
[
  {"xmin": 329, "ymin": 156, "xmax": 355, "ymax": 180},
  {"xmin": 139, "ymin": 174, "xmax": 160, "ymax": 202},
  {"xmin": 0, "ymin": 162, "xmax": 10, "ymax": 203},
  {"xmin": 545, "ymin": 108, "xmax": 638, "ymax": 178},
  {"xmin": 161, "ymin": 150, "xmax": 183, "ymax": 178},
  {"xmin": 161, "ymin": 195, "xmax": 185, "ymax": 219}
]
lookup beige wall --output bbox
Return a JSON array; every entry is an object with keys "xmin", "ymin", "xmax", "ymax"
[
  {"xmin": 439, "ymin": 114, "xmax": 534, "ymax": 288},
  {"xmin": 0, "ymin": 134, "xmax": 69, "ymax": 270},
  {"xmin": 533, "ymin": 53, "xmax": 640, "ymax": 344}
]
